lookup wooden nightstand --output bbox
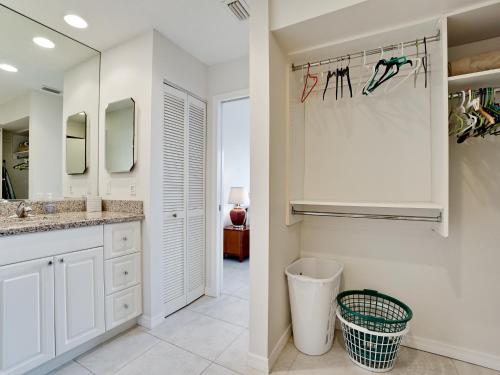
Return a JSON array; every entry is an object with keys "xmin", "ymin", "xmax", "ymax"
[{"xmin": 224, "ymin": 226, "xmax": 250, "ymax": 262}]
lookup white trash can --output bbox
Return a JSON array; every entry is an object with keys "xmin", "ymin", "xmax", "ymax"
[{"xmin": 285, "ymin": 257, "xmax": 344, "ymax": 355}]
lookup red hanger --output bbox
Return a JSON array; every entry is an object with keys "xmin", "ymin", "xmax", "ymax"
[{"xmin": 301, "ymin": 63, "xmax": 318, "ymax": 103}]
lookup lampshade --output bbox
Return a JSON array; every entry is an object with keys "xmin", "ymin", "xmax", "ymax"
[{"xmin": 228, "ymin": 186, "xmax": 249, "ymax": 206}]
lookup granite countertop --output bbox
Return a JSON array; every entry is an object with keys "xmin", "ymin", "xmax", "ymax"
[{"xmin": 0, "ymin": 211, "xmax": 144, "ymax": 237}]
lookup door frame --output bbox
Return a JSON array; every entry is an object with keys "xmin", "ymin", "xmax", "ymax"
[{"xmin": 206, "ymin": 89, "xmax": 249, "ymax": 298}]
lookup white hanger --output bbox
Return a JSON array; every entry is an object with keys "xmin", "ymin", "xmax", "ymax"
[
  {"xmin": 355, "ymin": 50, "xmax": 372, "ymax": 97},
  {"xmin": 384, "ymin": 42, "xmax": 422, "ymax": 94}
]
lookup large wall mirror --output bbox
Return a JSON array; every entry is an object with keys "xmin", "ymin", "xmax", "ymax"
[
  {"xmin": 105, "ymin": 98, "xmax": 136, "ymax": 173},
  {"xmin": 0, "ymin": 4, "xmax": 100, "ymax": 200}
]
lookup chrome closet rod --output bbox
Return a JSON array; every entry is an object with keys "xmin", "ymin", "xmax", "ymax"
[
  {"xmin": 291, "ymin": 31, "xmax": 440, "ymax": 72},
  {"xmin": 291, "ymin": 208, "xmax": 442, "ymax": 223}
]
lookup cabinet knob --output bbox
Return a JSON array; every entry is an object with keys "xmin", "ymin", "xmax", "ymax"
[
  {"xmin": 173, "ymin": 213, "xmax": 177, "ymax": 218},
  {"xmin": 122, "ymin": 236, "xmax": 128, "ymax": 241},
  {"xmin": 48, "ymin": 260, "xmax": 53, "ymax": 266},
  {"xmin": 124, "ymin": 270, "xmax": 129, "ymax": 275},
  {"xmin": 124, "ymin": 304, "xmax": 129, "ymax": 309},
  {"xmin": 59, "ymin": 258, "xmax": 64, "ymax": 263}
]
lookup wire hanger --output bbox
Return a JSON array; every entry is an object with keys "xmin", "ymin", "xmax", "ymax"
[{"xmin": 301, "ymin": 63, "xmax": 318, "ymax": 103}]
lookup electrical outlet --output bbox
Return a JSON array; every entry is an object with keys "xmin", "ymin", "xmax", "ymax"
[
  {"xmin": 69, "ymin": 185, "xmax": 73, "ymax": 194},
  {"xmin": 130, "ymin": 184, "xmax": 136, "ymax": 196}
]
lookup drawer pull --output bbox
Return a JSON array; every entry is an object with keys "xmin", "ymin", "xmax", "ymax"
[
  {"xmin": 122, "ymin": 236, "xmax": 128, "ymax": 241},
  {"xmin": 124, "ymin": 304, "xmax": 129, "ymax": 309},
  {"xmin": 124, "ymin": 270, "xmax": 129, "ymax": 275}
]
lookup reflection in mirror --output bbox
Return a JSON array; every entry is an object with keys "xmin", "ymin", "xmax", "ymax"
[
  {"xmin": 0, "ymin": 5, "xmax": 100, "ymax": 200},
  {"xmin": 105, "ymin": 98, "xmax": 135, "ymax": 173},
  {"xmin": 66, "ymin": 112, "xmax": 87, "ymax": 174}
]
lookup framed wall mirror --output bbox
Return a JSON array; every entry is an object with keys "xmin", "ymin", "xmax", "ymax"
[
  {"xmin": 0, "ymin": 4, "xmax": 100, "ymax": 200},
  {"xmin": 105, "ymin": 98, "xmax": 136, "ymax": 173},
  {"xmin": 66, "ymin": 112, "xmax": 87, "ymax": 175}
]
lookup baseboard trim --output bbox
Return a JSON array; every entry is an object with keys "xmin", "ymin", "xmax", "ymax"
[
  {"xmin": 247, "ymin": 325, "xmax": 292, "ymax": 374},
  {"xmin": 205, "ymin": 285, "xmax": 218, "ymax": 298},
  {"xmin": 404, "ymin": 335, "xmax": 500, "ymax": 371},
  {"xmin": 247, "ymin": 351, "xmax": 270, "ymax": 373},
  {"xmin": 138, "ymin": 313, "xmax": 165, "ymax": 329},
  {"xmin": 27, "ymin": 319, "xmax": 137, "ymax": 375},
  {"xmin": 269, "ymin": 325, "xmax": 292, "ymax": 370},
  {"xmin": 301, "ymin": 251, "xmax": 500, "ymax": 371}
]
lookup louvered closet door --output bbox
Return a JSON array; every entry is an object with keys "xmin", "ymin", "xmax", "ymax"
[
  {"xmin": 186, "ymin": 96, "xmax": 206, "ymax": 303},
  {"xmin": 162, "ymin": 84, "xmax": 188, "ymax": 315}
]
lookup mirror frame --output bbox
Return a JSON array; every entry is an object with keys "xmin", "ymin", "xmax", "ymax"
[
  {"xmin": 104, "ymin": 97, "xmax": 136, "ymax": 173},
  {"xmin": 65, "ymin": 111, "xmax": 88, "ymax": 175}
]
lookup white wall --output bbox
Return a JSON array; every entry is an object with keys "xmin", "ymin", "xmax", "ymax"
[
  {"xmin": 29, "ymin": 90, "xmax": 63, "ymax": 199},
  {"xmin": 63, "ymin": 55, "xmax": 100, "ymax": 197},
  {"xmin": 221, "ymin": 98, "xmax": 250, "ymax": 226},
  {"xmin": 0, "ymin": 94, "xmax": 29, "ymax": 125},
  {"xmin": 302, "ymin": 137, "xmax": 500, "ymax": 367},
  {"xmin": 248, "ymin": 0, "xmax": 271, "ymax": 370},
  {"xmin": 99, "ymin": 29, "xmax": 208, "ymax": 327},
  {"xmin": 268, "ymin": 32, "xmax": 301, "ymax": 362},
  {"xmin": 99, "ymin": 33, "xmax": 153, "ymax": 200},
  {"xmin": 98, "ymin": 31, "xmax": 154, "ymax": 326},
  {"xmin": 147, "ymin": 29, "xmax": 208, "ymax": 323},
  {"xmin": 265, "ymin": 1, "xmax": 500, "ymax": 371},
  {"xmin": 270, "ymin": 0, "xmax": 367, "ymax": 31},
  {"xmin": 0, "ymin": 91, "xmax": 63, "ymax": 199},
  {"xmin": 206, "ymin": 56, "xmax": 249, "ymax": 296}
]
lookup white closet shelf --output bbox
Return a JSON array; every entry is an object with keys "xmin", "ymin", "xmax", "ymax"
[
  {"xmin": 289, "ymin": 200, "xmax": 443, "ymax": 222},
  {"xmin": 448, "ymin": 68, "xmax": 500, "ymax": 90}
]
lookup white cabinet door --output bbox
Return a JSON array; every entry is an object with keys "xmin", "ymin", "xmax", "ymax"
[
  {"xmin": 55, "ymin": 247, "xmax": 105, "ymax": 355},
  {"xmin": 0, "ymin": 257, "xmax": 55, "ymax": 375},
  {"xmin": 186, "ymin": 95, "xmax": 206, "ymax": 303}
]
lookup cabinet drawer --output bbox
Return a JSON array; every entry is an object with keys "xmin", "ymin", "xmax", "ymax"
[
  {"xmin": 105, "ymin": 285, "xmax": 142, "ymax": 330},
  {"xmin": 105, "ymin": 253, "xmax": 141, "ymax": 295},
  {"xmin": 104, "ymin": 221, "xmax": 141, "ymax": 259}
]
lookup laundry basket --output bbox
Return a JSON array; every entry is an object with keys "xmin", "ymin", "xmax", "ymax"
[
  {"xmin": 285, "ymin": 258, "xmax": 343, "ymax": 355},
  {"xmin": 336, "ymin": 289, "xmax": 413, "ymax": 372}
]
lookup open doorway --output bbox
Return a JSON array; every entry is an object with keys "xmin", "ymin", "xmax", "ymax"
[{"xmin": 219, "ymin": 96, "xmax": 250, "ymax": 300}]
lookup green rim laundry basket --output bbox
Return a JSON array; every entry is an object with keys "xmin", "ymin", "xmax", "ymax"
[{"xmin": 336, "ymin": 289, "xmax": 413, "ymax": 372}]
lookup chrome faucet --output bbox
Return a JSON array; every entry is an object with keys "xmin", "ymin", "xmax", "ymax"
[{"xmin": 16, "ymin": 201, "xmax": 33, "ymax": 218}]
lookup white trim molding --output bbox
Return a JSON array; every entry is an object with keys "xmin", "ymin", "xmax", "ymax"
[
  {"xmin": 247, "ymin": 324, "xmax": 292, "ymax": 374},
  {"xmin": 247, "ymin": 351, "xmax": 270, "ymax": 374},
  {"xmin": 206, "ymin": 88, "xmax": 249, "ymax": 299},
  {"xmin": 404, "ymin": 335, "xmax": 500, "ymax": 372},
  {"xmin": 269, "ymin": 324, "xmax": 292, "ymax": 370},
  {"xmin": 137, "ymin": 313, "xmax": 165, "ymax": 329}
]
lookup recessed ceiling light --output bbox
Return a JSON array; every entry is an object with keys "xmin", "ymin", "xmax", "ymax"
[
  {"xmin": 64, "ymin": 14, "xmax": 88, "ymax": 29},
  {"xmin": 33, "ymin": 37, "xmax": 55, "ymax": 49},
  {"xmin": 0, "ymin": 64, "xmax": 18, "ymax": 73}
]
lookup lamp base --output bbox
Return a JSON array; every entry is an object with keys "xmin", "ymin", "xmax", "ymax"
[{"xmin": 230, "ymin": 207, "xmax": 246, "ymax": 227}]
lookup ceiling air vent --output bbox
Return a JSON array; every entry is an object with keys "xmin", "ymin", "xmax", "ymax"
[
  {"xmin": 41, "ymin": 85, "xmax": 62, "ymax": 95},
  {"xmin": 225, "ymin": 0, "xmax": 250, "ymax": 21}
]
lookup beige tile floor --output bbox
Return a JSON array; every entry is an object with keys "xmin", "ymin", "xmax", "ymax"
[{"xmin": 51, "ymin": 259, "xmax": 499, "ymax": 375}]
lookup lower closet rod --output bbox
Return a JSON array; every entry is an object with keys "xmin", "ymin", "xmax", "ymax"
[{"xmin": 291, "ymin": 208, "xmax": 442, "ymax": 222}]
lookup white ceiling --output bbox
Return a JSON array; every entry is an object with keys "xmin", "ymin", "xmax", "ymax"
[
  {"xmin": 0, "ymin": 5, "xmax": 98, "ymax": 105},
  {"xmin": 0, "ymin": 0, "xmax": 250, "ymax": 66}
]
